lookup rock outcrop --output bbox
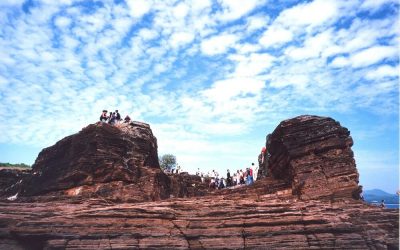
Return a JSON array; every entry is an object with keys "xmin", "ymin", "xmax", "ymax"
[
  {"xmin": 258, "ymin": 115, "xmax": 361, "ymax": 200},
  {"xmin": 3, "ymin": 122, "xmax": 209, "ymax": 202}
]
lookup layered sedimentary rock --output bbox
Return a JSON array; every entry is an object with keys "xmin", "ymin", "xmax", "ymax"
[
  {"xmin": 261, "ymin": 115, "xmax": 361, "ymax": 200},
  {"xmin": 0, "ymin": 191, "xmax": 398, "ymax": 249},
  {"xmin": 3, "ymin": 122, "xmax": 164, "ymax": 201}
]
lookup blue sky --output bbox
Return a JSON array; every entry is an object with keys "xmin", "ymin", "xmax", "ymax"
[{"xmin": 0, "ymin": 0, "xmax": 398, "ymax": 193}]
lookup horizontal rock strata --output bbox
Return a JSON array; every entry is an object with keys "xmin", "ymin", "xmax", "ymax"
[
  {"xmin": 264, "ymin": 115, "xmax": 361, "ymax": 200},
  {"xmin": 0, "ymin": 193, "xmax": 398, "ymax": 249}
]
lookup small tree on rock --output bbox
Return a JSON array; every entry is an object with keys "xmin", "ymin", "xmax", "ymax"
[{"xmin": 159, "ymin": 154, "xmax": 176, "ymax": 172}]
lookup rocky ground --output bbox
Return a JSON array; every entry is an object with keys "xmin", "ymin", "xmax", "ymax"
[{"xmin": 0, "ymin": 184, "xmax": 398, "ymax": 249}]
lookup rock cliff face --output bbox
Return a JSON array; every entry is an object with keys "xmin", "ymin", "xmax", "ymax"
[
  {"xmin": 0, "ymin": 116, "xmax": 398, "ymax": 249},
  {"xmin": 258, "ymin": 115, "xmax": 361, "ymax": 200}
]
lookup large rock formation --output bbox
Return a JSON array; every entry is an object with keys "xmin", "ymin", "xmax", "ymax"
[
  {"xmin": 0, "ymin": 116, "xmax": 398, "ymax": 249},
  {"xmin": 259, "ymin": 115, "xmax": 361, "ymax": 200},
  {"xmin": 3, "ymin": 122, "xmax": 208, "ymax": 202}
]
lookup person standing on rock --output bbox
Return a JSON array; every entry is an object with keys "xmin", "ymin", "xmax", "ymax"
[
  {"xmin": 226, "ymin": 169, "xmax": 231, "ymax": 187},
  {"xmin": 248, "ymin": 163, "xmax": 254, "ymax": 185},
  {"xmin": 115, "ymin": 110, "xmax": 121, "ymax": 123},
  {"xmin": 239, "ymin": 170, "xmax": 245, "ymax": 185}
]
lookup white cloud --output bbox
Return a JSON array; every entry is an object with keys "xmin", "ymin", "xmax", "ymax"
[
  {"xmin": 202, "ymin": 78, "xmax": 265, "ymax": 102},
  {"xmin": 351, "ymin": 46, "xmax": 397, "ymax": 68},
  {"xmin": 365, "ymin": 65, "xmax": 399, "ymax": 80},
  {"xmin": 217, "ymin": 0, "xmax": 266, "ymax": 22},
  {"xmin": 201, "ymin": 33, "xmax": 238, "ymax": 55},
  {"xmin": 230, "ymin": 53, "xmax": 275, "ymax": 77},
  {"xmin": 275, "ymin": 0, "xmax": 339, "ymax": 28},
  {"xmin": 259, "ymin": 27, "xmax": 293, "ymax": 47},
  {"xmin": 360, "ymin": 0, "xmax": 397, "ymax": 11},
  {"xmin": 330, "ymin": 56, "xmax": 350, "ymax": 68},
  {"xmin": 170, "ymin": 32, "xmax": 195, "ymax": 48},
  {"xmin": 138, "ymin": 28, "xmax": 159, "ymax": 40},
  {"xmin": 190, "ymin": 0, "xmax": 212, "ymax": 13},
  {"xmin": 285, "ymin": 30, "xmax": 333, "ymax": 60},
  {"xmin": 126, "ymin": 0, "xmax": 153, "ymax": 19},
  {"xmin": 173, "ymin": 2, "xmax": 189, "ymax": 19},
  {"xmin": 246, "ymin": 15, "xmax": 269, "ymax": 33},
  {"xmin": 234, "ymin": 43, "xmax": 261, "ymax": 54},
  {"xmin": 54, "ymin": 16, "xmax": 71, "ymax": 28}
]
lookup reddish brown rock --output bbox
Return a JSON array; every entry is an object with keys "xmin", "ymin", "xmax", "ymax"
[
  {"xmin": 259, "ymin": 115, "xmax": 361, "ymax": 200},
  {"xmin": 2, "ymin": 122, "xmax": 210, "ymax": 202},
  {"xmin": 0, "ymin": 168, "xmax": 30, "ymax": 197},
  {"xmin": 0, "ymin": 192, "xmax": 398, "ymax": 249},
  {"xmin": 0, "ymin": 116, "xmax": 398, "ymax": 249}
]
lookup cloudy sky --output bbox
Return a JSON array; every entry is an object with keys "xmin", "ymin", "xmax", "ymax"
[{"xmin": 0, "ymin": 0, "xmax": 398, "ymax": 193}]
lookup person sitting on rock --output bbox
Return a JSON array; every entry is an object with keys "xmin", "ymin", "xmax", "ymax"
[
  {"xmin": 108, "ymin": 112, "xmax": 116, "ymax": 125},
  {"xmin": 100, "ymin": 110, "xmax": 108, "ymax": 122},
  {"xmin": 124, "ymin": 115, "xmax": 131, "ymax": 123}
]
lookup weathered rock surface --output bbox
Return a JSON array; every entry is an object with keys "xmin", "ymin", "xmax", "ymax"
[
  {"xmin": 3, "ymin": 122, "xmax": 208, "ymax": 202},
  {"xmin": 258, "ymin": 115, "xmax": 361, "ymax": 200},
  {"xmin": 0, "ymin": 116, "xmax": 398, "ymax": 249}
]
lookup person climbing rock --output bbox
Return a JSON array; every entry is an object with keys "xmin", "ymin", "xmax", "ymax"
[{"xmin": 261, "ymin": 147, "xmax": 266, "ymax": 164}]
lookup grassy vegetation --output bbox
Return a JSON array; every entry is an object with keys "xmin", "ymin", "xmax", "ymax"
[{"xmin": 0, "ymin": 162, "xmax": 31, "ymax": 169}]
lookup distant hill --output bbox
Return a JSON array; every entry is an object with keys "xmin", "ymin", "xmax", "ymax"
[
  {"xmin": 363, "ymin": 189, "xmax": 399, "ymax": 204},
  {"xmin": 0, "ymin": 162, "xmax": 31, "ymax": 169}
]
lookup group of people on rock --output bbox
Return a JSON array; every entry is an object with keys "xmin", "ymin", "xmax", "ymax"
[
  {"xmin": 99, "ymin": 110, "xmax": 131, "ymax": 125},
  {"xmin": 195, "ymin": 163, "xmax": 257, "ymax": 190},
  {"xmin": 167, "ymin": 165, "xmax": 182, "ymax": 174}
]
